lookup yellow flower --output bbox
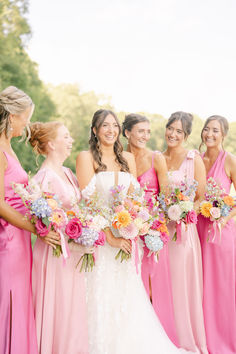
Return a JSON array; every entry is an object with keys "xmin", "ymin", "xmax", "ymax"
[
  {"xmin": 116, "ymin": 210, "xmax": 132, "ymax": 228},
  {"xmin": 223, "ymin": 195, "xmax": 234, "ymax": 207},
  {"xmin": 200, "ymin": 202, "xmax": 212, "ymax": 218}
]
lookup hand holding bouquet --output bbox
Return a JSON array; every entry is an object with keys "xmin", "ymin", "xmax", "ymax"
[{"xmin": 158, "ymin": 177, "xmax": 198, "ymax": 242}]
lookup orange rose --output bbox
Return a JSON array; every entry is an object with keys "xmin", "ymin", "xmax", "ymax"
[{"xmin": 223, "ymin": 195, "xmax": 234, "ymax": 207}]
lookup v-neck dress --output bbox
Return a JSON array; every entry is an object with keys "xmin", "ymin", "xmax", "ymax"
[{"xmin": 32, "ymin": 167, "xmax": 88, "ymax": 354}]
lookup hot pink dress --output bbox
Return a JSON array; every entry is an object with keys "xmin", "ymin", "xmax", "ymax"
[
  {"xmin": 32, "ymin": 167, "xmax": 88, "ymax": 354},
  {"xmin": 137, "ymin": 152, "xmax": 179, "ymax": 347},
  {"xmin": 0, "ymin": 151, "xmax": 38, "ymax": 354},
  {"xmin": 197, "ymin": 150, "xmax": 236, "ymax": 354},
  {"xmin": 167, "ymin": 150, "xmax": 207, "ymax": 354}
]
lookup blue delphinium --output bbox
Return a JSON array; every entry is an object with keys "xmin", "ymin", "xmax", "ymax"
[
  {"xmin": 31, "ymin": 198, "xmax": 52, "ymax": 218},
  {"xmin": 221, "ymin": 204, "xmax": 231, "ymax": 217}
]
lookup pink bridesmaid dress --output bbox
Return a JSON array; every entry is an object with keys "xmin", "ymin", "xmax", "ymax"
[
  {"xmin": 197, "ymin": 150, "xmax": 236, "ymax": 354},
  {"xmin": 167, "ymin": 150, "xmax": 207, "ymax": 354},
  {"xmin": 32, "ymin": 167, "xmax": 88, "ymax": 354},
  {"xmin": 0, "ymin": 152, "xmax": 38, "ymax": 354},
  {"xmin": 137, "ymin": 152, "xmax": 179, "ymax": 347}
]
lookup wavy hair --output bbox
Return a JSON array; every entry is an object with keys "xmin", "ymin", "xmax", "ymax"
[{"xmin": 89, "ymin": 109, "xmax": 130, "ymax": 173}]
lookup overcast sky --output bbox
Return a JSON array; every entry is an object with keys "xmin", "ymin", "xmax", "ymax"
[{"xmin": 27, "ymin": 0, "xmax": 236, "ymax": 121}]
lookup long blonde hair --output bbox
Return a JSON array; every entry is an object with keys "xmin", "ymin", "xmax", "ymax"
[{"xmin": 0, "ymin": 86, "xmax": 34, "ymax": 138}]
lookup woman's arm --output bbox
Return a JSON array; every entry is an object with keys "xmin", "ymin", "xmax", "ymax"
[
  {"xmin": 153, "ymin": 153, "xmax": 168, "ymax": 190},
  {"xmin": 221, "ymin": 153, "xmax": 236, "ymax": 227},
  {"xmin": 194, "ymin": 154, "xmax": 206, "ymax": 211}
]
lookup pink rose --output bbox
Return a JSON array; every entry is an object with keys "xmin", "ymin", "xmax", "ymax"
[
  {"xmin": 151, "ymin": 219, "xmax": 162, "ymax": 230},
  {"xmin": 65, "ymin": 217, "xmax": 83, "ymax": 239},
  {"xmin": 210, "ymin": 207, "xmax": 221, "ymax": 220},
  {"xmin": 160, "ymin": 232, "xmax": 169, "ymax": 244},
  {"xmin": 94, "ymin": 231, "xmax": 106, "ymax": 246},
  {"xmin": 186, "ymin": 210, "xmax": 198, "ymax": 224},
  {"xmin": 35, "ymin": 218, "xmax": 51, "ymax": 237}
]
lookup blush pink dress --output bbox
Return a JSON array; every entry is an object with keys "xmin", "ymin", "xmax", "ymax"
[
  {"xmin": 32, "ymin": 167, "xmax": 88, "ymax": 354},
  {"xmin": 0, "ymin": 151, "xmax": 38, "ymax": 354},
  {"xmin": 167, "ymin": 150, "xmax": 207, "ymax": 354},
  {"xmin": 137, "ymin": 152, "xmax": 179, "ymax": 347},
  {"xmin": 197, "ymin": 150, "xmax": 236, "ymax": 354}
]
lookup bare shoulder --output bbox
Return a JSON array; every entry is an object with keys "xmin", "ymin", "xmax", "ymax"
[
  {"xmin": 154, "ymin": 151, "xmax": 166, "ymax": 164},
  {"xmin": 76, "ymin": 150, "xmax": 93, "ymax": 166},
  {"xmin": 122, "ymin": 151, "xmax": 134, "ymax": 162},
  {"xmin": 0, "ymin": 150, "xmax": 7, "ymax": 171},
  {"xmin": 225, "ymin": 152, "xmax": 236, "ymax": 173},
  {"xmin": 194, "ymin": 152, "xmax": 205, "ymax": 168},
  {"xmin": 122, "ymin": 151, "xmax": 136, "ymax": 177}
]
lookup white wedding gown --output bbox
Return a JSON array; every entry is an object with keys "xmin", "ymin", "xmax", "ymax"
[{"xmin": 82, "ymin": 172, "xmax": 192, "ymax": 354}]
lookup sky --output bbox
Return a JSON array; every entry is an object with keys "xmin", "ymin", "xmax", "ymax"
[{"xmin": 27, "ymin": 0, "xmax": 236, "ymax": 121}]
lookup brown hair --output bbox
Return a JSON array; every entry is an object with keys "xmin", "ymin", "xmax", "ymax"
[
  {"xmin": 199, "ymin": 115, "xmax": 229, "ymax": 151},
  {"xmin": 122, "ymin": 113, "xmax": 149, "ymax": 138},
  {"xmin": 0, "ymin": 86, "xmax": 34, "ymax": 138},
  {"xmin": 89, "ymin": 109, "xmax": 130, "ymax": 173},
  {"xmin": 28, "ymin": 121, "xmax": 63, "ymax": 155},
  {"xmin": 166, "ymin": 111, "xmax": 193, "ymax": 137}
]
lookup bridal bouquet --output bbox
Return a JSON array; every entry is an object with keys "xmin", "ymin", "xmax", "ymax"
[
  {"xmin": 199, "ymin": 177, "xmax": 235, "ymax": 242},
  {"xmin": 157, "ymin": 177, "xmax": 198, "ymax": 242},
  {"xmin": 12, "ymin": 179, "xmax": 68, "ymax": 258},
  {"xmin": 143, "ymin": 194, "xmax": 169, "ymax": 260},
  {"xmin": 66, "ymin": 201, "xmax": 108, "ymax": 271},
  {"xmin": 109, "ymin": 185, "xmax": 153, "ymax": 264}
]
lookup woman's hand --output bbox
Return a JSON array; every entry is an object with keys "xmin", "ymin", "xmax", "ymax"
[
  {"xmin": 69, "ymin": 242, "xmax": 95, "ymax": 255},
  {"xmin": 38, "ymin": 230, "xmax": 61, "ymax": 249},
  {"xmin": 220, "ymin": 216, "xmax": 229, "ymax": 229},
  {"xmin": 116, "ymin": 238, "xmax": 132, "ymax": 255}
]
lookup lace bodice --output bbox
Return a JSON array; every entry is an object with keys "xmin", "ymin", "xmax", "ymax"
[{"xmin": 82, "ymin": 171, "xmax": 139, "ymax": 204}]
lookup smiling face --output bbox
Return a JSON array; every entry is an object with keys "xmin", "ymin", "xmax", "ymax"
[
  {"xmin": 201, "ymin": 119, "xmax": 223, "ymax": 148},
  {"xmin": 51, "ymin": 125, "xmax": 74, "ymax": 159},
  {"xmin": 95, "ymin": 114, "xmax": 120, "ymax": 146},
  {"xmin": 165, "ymin": 119, "xmax": 185, "ymax": 148},
  {"xmin": 126, "ymin": 121, "xmax": 151, "ymax": 149},
  {"xmin": 11, "ymin": 105, "xmax": 33, "ymax": 137}
]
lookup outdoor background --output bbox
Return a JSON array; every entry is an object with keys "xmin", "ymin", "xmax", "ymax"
[{"xmin": 1, "ymin": 0, "xmax": 236, "ymax": 174}]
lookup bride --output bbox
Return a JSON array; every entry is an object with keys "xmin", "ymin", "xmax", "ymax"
[{"xmin": 76, "ymin": 109, "xmax": 190, "ymax": 354}]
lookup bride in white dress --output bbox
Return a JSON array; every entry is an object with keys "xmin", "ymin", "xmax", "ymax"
[{"xmin": 76, "ymin": 109, "xmax": 191, "ymax": 354}]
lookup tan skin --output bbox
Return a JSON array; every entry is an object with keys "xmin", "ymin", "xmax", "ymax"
[
  {"xmin": 76, "ymin": 114, "xmax": 137, "ymax": 255},
  {"xmin": 162, "ymin": 119, "xmax": 206, "ymax": 210},
  {"xmin": 40, "ymin": 124, "xmax": 93, "ymax": 253},
  {"xmin": 201, "ymin": 119, "xmax": 236, "ymax": 228},
  {"xmin": 0, "ymin": 107, "xmax": 59, "ymax": 248},
  {"xmin": 125, "ymin": 121, "xmax": 168, "ymax": 189}
]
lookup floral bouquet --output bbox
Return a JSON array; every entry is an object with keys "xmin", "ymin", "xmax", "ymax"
[
  {"xmin": 108, "ymin": 185, "xmax": 153, "ymax": 268},
  {"xmin": 65, "ymin": 202, "xmax": 108, "ymax": 271},
  {"xmin": 12, "ymin": 179, "xmax": 68, "ymax": 258},
  {"xmin": 143, "ymin": 194, "xmax": 169, "ymax": 261},
  {"xmin": 157, "ymin": 177, "xmax": 198, "ymax": 242},
  {"xmin": 199, "ymin": 177, "xmax": 235, "ymax": 242}
]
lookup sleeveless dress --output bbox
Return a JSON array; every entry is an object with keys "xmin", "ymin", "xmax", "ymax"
[
  {"xmin": 0, "ymin": 151, "xmax": 38, "ymax": 354},
  {"xmin": 82, "ymin": 171, "xmax": 192, "ymax": 354},
  {"xmin": 197, "ymin": 150, "xmax": 236, "ymax": 354},
  {"xmin": 32, "ymin": 167, "xmax": 88, "ymax": 354},
  {"xmin": 167, "ymin": 150, "xmax": 207, "ymax": 354},
  {"xmin": 137, "ymin": 152, "xmax": 179, "ymax": 346}
]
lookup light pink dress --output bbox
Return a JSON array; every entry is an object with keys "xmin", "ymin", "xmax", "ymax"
[
  {"xmin": 197, "ymin": 151, "xmax": 236, "ymax": 354},
  {"xmin": 0, "ymin": 151, "xmax": 38, "ymax": 354},
  {"xmin": 32, "ymin": 167, "xmax": 88, "ymax": 354},
  {"xmin": 137, "ymin": 152, "xmax": 179, "ymax": 347},
  {"xmin": 167, "ymin": 150, "xmax": 207, "ymax": 354}
]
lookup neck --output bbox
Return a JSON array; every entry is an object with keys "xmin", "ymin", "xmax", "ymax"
[
  {"xmin": 127, "ymin": 144, "xmax": 147, "ymax": 159},
  {"xmin": 165, "ymin": 145, "xmax": 185, "ymax": 156},
  {"xmin": 205, "ymin": 146, "xmax": 223, "ymax": 160},
  {"xmin": 41, "ymin": 153, "xmax": 65, "ymax": 171},
  {"xmin": 0, "ymin": 135, "xmax": 12, "ymax": 148},
  {"xmin": 100, "ymin": 144, "xmax": 115, "ymax": 156}
]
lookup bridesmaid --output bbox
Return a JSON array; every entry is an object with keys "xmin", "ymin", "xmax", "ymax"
[
  {"xmin": 162, "ymin": 111, "xmax": 208, "ymax": 353},
  {"xmin": 0, "ymin": 86, "xmax": 57, "ymax": 353},
  {"xmin": 122, "ymin": 113, "xmax": 179, "ymax": 346},
  {"xmin": 197, "ymin": 115, "xmax": 236, "ymax": 354},
  {"xmin": 28, "ymin": 122, "xmax": 90, "ymax": 354}
]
